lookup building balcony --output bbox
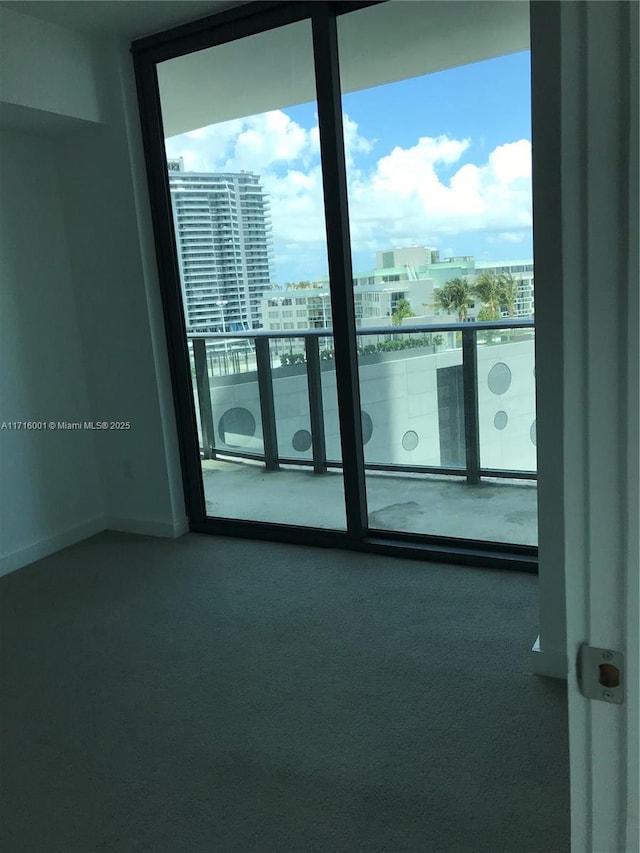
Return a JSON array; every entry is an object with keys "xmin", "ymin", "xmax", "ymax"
[{"xmin": 188, "ymin": 320, "xmax": 537, "ymax": 546}]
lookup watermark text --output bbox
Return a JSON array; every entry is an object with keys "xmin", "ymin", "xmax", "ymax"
[{"xmin": 1, "ymin": 421, "xmax": 132, "ymax": 431}]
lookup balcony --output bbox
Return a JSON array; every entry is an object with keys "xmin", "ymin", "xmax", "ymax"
[{"xmin": 189, "ymin": 320, "xmax": 537, "ymax": 546}]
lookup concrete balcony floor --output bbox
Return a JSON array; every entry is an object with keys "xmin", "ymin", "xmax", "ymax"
[{"xmin": 201, "ymin": 458, "xmax": 538, "ymax": 546}]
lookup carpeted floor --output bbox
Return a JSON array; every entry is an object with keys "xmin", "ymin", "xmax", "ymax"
[{"xmin": 0, "ymin": 532, "xmax": 569, "ymax": 852}]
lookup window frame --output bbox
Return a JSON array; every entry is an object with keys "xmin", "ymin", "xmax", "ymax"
[{"xmin": 131, "ymin": 0, "xmax": 538, "ymax": 571}]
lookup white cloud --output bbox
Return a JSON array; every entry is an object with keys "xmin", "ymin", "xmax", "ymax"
[
  {"xmin": 225, "ymin": 112, "xmax": 311, "ymax": 172},
  {"xmin": 166, "ymin": 111, "xmax": 532, "ymax": 277},
  {"xmin": 494, "ymin": 231, "xmax": 526, "ymax": 244},
  {"xmin": 347, "ymin": 136, "xmax": 532, "ymax": 249},
  {"xmin": 487, "ymin": 140, "xmax": 532, "ymax": 183},
  {"xmin": 343, "ymin": 114, "xmax": 374, "ymax": 166},
  {"xmin": 263, "ymin": 166, "xmax": 327, "ymax": 247},
  {"xmin": 165, "ymin": 112, "xmax": 313, "ymax": 172},
  {"xmin": 168, "ymin": 119, "xmax": 244, "ymax": 170}
]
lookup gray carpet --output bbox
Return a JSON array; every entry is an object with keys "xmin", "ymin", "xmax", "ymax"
[{"xmin": 0, "ymin": 532, "xmax": 569, "ymax": 852}]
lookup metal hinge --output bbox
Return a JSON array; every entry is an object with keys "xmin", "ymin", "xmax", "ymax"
[{"xmin": 577, "ymin": 644, "xmax": 624, "ymax": 704}]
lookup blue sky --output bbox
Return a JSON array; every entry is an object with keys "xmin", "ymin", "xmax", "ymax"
[
  {"xmin": 166, "ymin": 50, "xmax": 533, "ymax": 284},
  {"xmin": 291, "ymin": 50, "xmax": 531, "ymax": 162}
]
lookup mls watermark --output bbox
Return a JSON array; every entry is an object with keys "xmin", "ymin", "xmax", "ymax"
[{"xmin": 1, "ymin": 421, "xmax": 132, "ymax": 431}]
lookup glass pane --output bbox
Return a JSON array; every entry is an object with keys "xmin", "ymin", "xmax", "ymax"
[
  {"xmin": 271, "ymin": 336, "xmax": 312, "ymax": 462},
  {"xmin": 477, "ymin": 326, "xmax": 537, "ymax": 473},
  {"xmin": 338, "ymin": 1, "xmax": 536, "ymax": 546},
  {"xmin": 319, "ymin": 335, "xmax": 342, "ymax": 464},
  {"xmin": 158, "ymin": 20, "xmax": 347, "ymax": 529},
  {"xmin": 357, "ymin": 330, "xmax": 465, "ymax": 470}
]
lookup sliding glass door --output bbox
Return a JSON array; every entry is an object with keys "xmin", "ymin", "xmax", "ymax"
[
  {"xmin": 336, "ymin": 2, "xmax": 537, "ymax": 546},
  {"xmin": 133, "ymin": 0, "xmax": 537, "ymax": 565},
  {"xmin": 156, "ymin": 17, "xmax": 349, "ymax": 530}
]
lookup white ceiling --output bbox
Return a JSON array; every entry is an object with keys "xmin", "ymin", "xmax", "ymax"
[
  {"xmin": 158, "ymin": 1, "xmax": 530, "ymax": 137},
  {"xmin": 0, "ymin": 0, "xmax": 530, "ymax": 139},
  {"xmin": 0, "ymin": 0, "xmax": 247, "ymax": 40}
]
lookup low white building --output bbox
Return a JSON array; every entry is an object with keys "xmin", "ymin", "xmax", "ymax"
[
  {"xmin": 261, "ymin": 279, "xmax": 435, "ymax": 332},
  {"xmin": 368, "ymin": 247, "xmax": 535, "ymax": 319},
  {"xmin": 261, "ymin": 249, "xmax": 535, "ymax": 334},
  {"xmin": 474, "ymin": 260, "xmax": 535, "ymax": 317}
]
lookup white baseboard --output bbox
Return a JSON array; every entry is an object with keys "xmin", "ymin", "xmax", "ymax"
[
  {"xmin": 171, "ymin": 516, "xmax": 190, "ymax": 537},
  {"xmin": 0, "ymin": 516, "xmax": 106, "ymax": 578},
  {"xmin": 0, "ymin": 514, "xmax": 190, "ymax": 579},
  {"xmin": 530, "ymin": 635, "xmax": 568, "ymax": 679},
  {"xmin": 104, "ymin": 515, "xmax": 189, "ymax": 538}
]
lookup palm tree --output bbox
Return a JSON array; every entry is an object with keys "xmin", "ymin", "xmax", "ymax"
[
  {"xmin": 497, "ymin": 272, "xmax": 519, "ymax": 318},
  {"xmin": 431, "ymin": 277, "xmax": 474, "ymax": 321},
  {"xmin": 472, "ymin": 272, "xmax": 501, "ymax": 319},
  {"xmin": 391, "ymin": 297, "xmax": 415, "ymax": 326}
]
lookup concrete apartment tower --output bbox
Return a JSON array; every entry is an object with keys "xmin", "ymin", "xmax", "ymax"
[{"xmin": 168, "ymin": 158, "xmax": 273, "ymax": 333}]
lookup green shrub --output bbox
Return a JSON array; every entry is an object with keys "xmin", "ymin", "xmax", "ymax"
[
  {"xmin": 278, "ymin": 335, "xmax": 445, "ymax": 366},
  {"xmin": 280, "ymin": 352, "xmax": 306, "ymax": 366}
]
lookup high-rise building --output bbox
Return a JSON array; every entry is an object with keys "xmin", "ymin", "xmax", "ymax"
[{"xmin": 168, "ymin": 158, "xmax": 272, "ymax": 333}]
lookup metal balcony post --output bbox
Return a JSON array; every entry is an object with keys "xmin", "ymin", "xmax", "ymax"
[
  {"xmin": 255, "ymin": 337, "xmax": 279, "ymax": 471},
  {"xmin": 461, "ymin": 327, "xmax": 481, "ymax": 485},
  {"xmin": 305, "ymin": 336, "xmax": 327, "ymax": 474},
  {"xmin": 192, "ymin": 338, "xmax": 216, "ymax": 460}
]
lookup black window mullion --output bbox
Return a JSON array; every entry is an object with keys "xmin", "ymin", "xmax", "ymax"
[{"xmin": 311, "ymin": 2, "xmax": 368, "ymax": 540}]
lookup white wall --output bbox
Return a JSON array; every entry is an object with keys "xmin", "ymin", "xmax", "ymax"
[
  {"xmin": 0, "ymin": 131, "xmax": 104, "ymax": 574},
  {"xmin": 624, "ymin": 8, "xmax": 639, "ymax": 849},
  {"xmin": 0, "ymin": 9, "xmax": 188, "ymax": 574},
  {"xmin": 529, "ymin": 0, "xmax": 568, "ymax": 681},
  {"xmin": 55, "ymin": 39, "xmax": 187, "ymax": 538},
  {"xmin": 0, "ymin": 6, "xmax": 103, "ymax": 124}
]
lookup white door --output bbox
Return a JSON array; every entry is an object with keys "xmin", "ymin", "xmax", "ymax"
[{"xmin": 532, "ymin": 2, "xmax": 639, "ymax": 850}]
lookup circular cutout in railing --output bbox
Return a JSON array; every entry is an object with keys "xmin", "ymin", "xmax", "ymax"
[
  {"xmin": 361, "ymin": 411, "xmax": 373, "ymax": 445},
  {"xmin": 292, "ymin": 429, "xmax": 312, "ymax": 452},
  {"xmin": 402, "ymin": 430, "xmax": 419, "ymax": 451},
  {"xmin": 218, "ymin": 407, "xmax": 256, "ymax": 448},
  {"xmin": 488, "ymin": 362, "xmax": 512, "ymax": 395},
  {"xmin": 530, "ymin": 419, "xmax": 537, "ymax": 446},
  {"xmin": 494, "ymin": 410, "xmax": 508, "ymax": 430}
]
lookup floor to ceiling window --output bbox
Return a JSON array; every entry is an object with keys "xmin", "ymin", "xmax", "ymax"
[
  {"xmin": 337, "ymin": 2, "xmax": 537, "ymax": 545},
  {"xmin": 155, "ymin": 19, "xmax": 348, "ymax": 530},
  {"xmin": 133, "ymin": 0, "xmax": 537, "ymax": 567}
]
